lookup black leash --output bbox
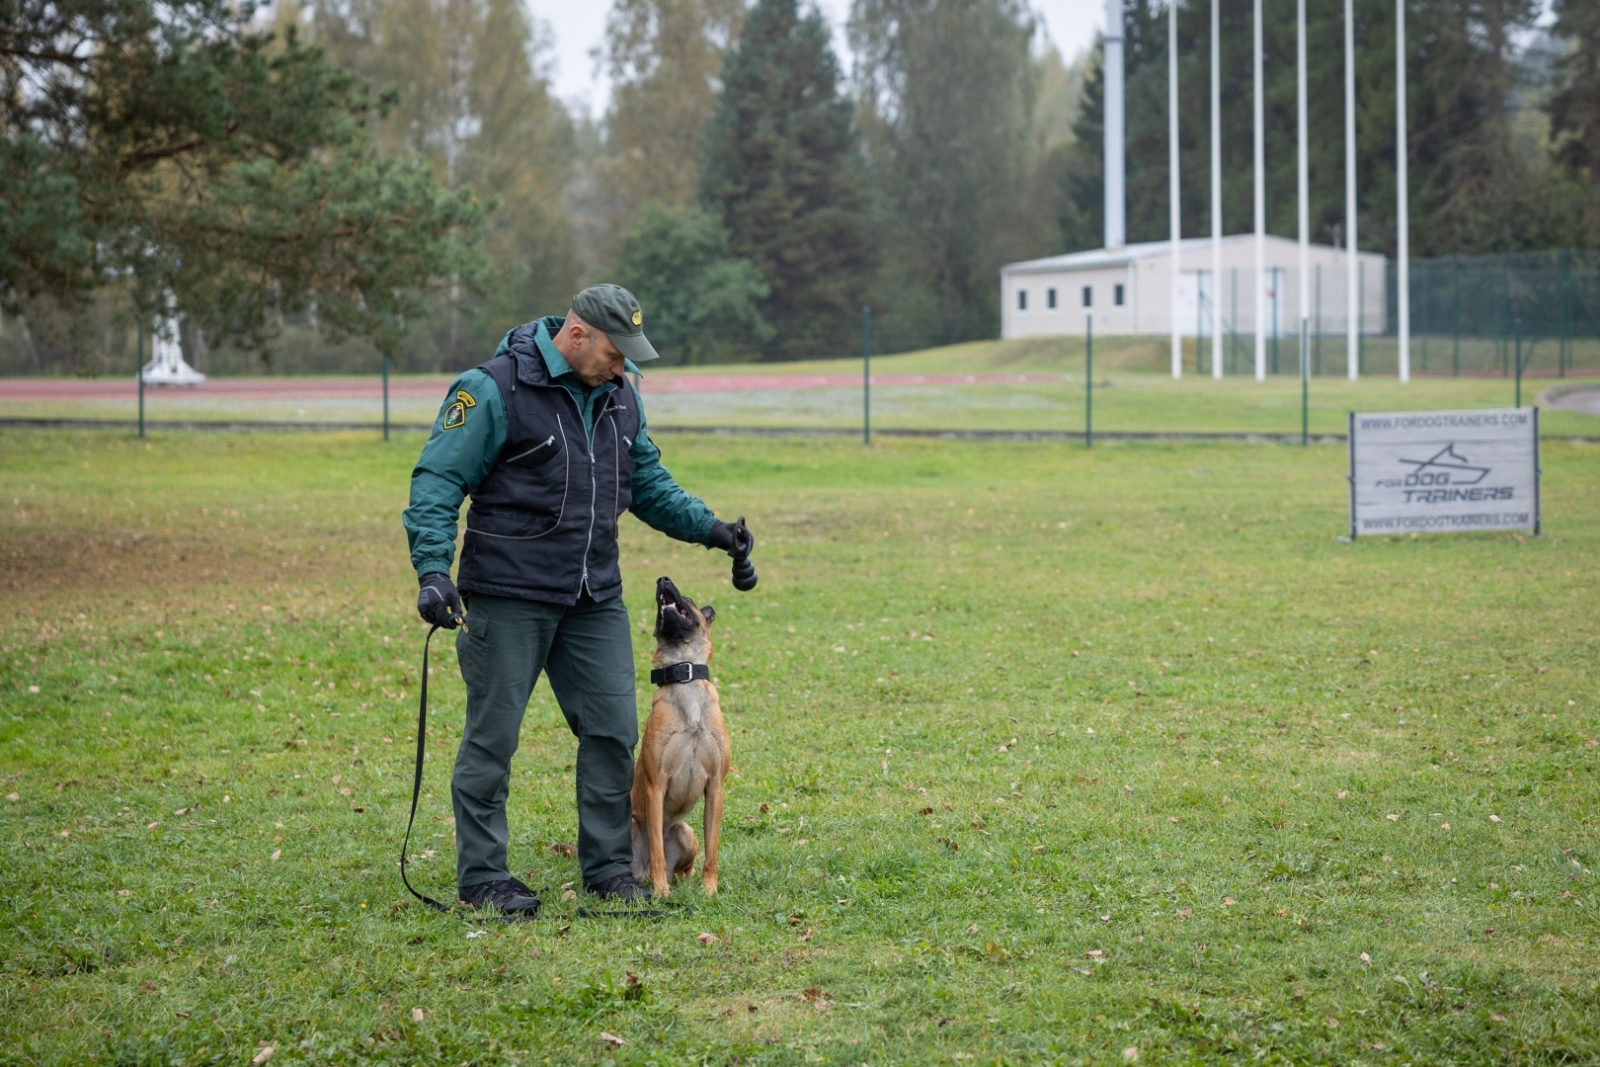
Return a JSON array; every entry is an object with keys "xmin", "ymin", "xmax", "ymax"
[
  {"xmin": 400, "ymin": 623, "xmax": 454, "ymax": 914},
  {"xmin": 399, "ymin": 620, "xmax": 681, "ymax": 922}
]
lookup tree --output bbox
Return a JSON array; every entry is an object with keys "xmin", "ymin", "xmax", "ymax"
[
  {"xmin": 851, "ymin": 0, "xmax": 1039, "ymax": 344},
  {"xmin": 607, "ymin": 203, "xmax": 772, "ymax": 364},
  {"xmin": 700, "ymin": 0, "xmax": 876, "ymax": 360},
  {"xmin": 1547, "ymin": 0, "xmax": 1600, "ymax": 239},
  {"xmin": 1047, "ymin": 0, "xmax": 1579, "ymax": 259},
  {"xmin": 593, "ymin": 0, "xmax": 745, "ymax": 241},
  {"xmin": 0, "ymin": 0, "xmax": 485, "ymax": 359},
  {"xmin": 307, "ymin": 0, "xmax": 578, "ymax": 367}
]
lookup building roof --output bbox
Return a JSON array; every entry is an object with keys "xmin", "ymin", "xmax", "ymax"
[{"xmin": 1002, "ymin": 233, "xmax": 1356, "ymax": 275}]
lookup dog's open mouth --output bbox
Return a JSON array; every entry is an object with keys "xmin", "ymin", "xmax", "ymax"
[{"xmin": 654, "ymin": 576, "xmax": 699, "ymax": 640}]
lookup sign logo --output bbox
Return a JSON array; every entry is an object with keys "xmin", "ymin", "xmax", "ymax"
[{"xmin": 1397, "ymin": 444, "xmax": 1489, "ymax": 486}]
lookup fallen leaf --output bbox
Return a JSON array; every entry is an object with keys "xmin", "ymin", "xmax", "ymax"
[
  {"xmin": 1325, "ymin": 1016, "xmax": 1341, "ymax": 1029},
  {"xmin": 1490, "ymin": 814, "xmax": 1502, "ymax": 823},
  {"xmin": 1223, "ymin": 897, "xmax": 1236, "ymax": 906},
  {"xmin": 1337, "ymin": 790, "xmax": 1349, "ymax": 799},
  {"xmin": 1491, "ymin": 1014, "xmax": 1506, "ymax": 1022},
  {"xmin": 1177, "ymin": 907, "xmax": 1193, "ymax": 918},
  {"xmin": 466, "ymin": 930, "xmax": 486, "ymax": 939},
  {"xmin": 251, "ymin": 1048, "xmax": 275, "ymax": 1065},
  {"xmin": 331, "ymin": 774, "xmax": 342, "ymax": 785},
  {"xmin": 1075, "ymin": 967, "xmax": 1093, "ymax": 976},
  {"xmin": 1123, "ymin": 1047, "xmax": 1139, "ymax": 1062},
  {"xmin": 800, "ymin": 987, "xmax": 832, "ymax": 1002},
  {"xmin": 117, "ymin": 889, "xmax": 131, "ymax": 897},
  {"xmin": 1440, "ymin": 822, "xmax": 1451, "ymax": 831},
  {"xmin": 5, "ymin": 793, "xmax": 17, "ymax": 802},
  {"xmin": 1100, "ymin": 913, "xmax": 1112, "ymax": 922},
  {"xmin": 1360, "ymin": 952, "xmax": 1371, "ymax": 964},
  {"xmin": 411, "ymin": 1008, "xmax": 424, "ymax": 1022},
  {"xmin": 1386, "ymin": 813, "xmax": 1400, "ymax": 821},
  {"xmin": 798, "ymin": 928, "xmax": 814, "ymax": 942},
  {"xmin": 1086, "ymin": 949, "xmax": 1106, "ymax": 960},
  {"xmin": 697, "ymin": 931, "xmax": 718, "ymax": 945},
  {"xmin": 599, "ymin": 1032, "xmax": 627, "ymax": 1047},
  {"xmin": 339, "ymin": 787, "xmax": 352, "ymax": 796},
  {"xmin": 270, "ymin": 850, "xmax": 281, "ymax": 862},
  {"xmin": 551, "ymin": 842, "xmax": 576, "ymax": 858},
  {"xmin": 147, "ymin": 822, "xmax": 158, "ymax": 830},
  {"xmin": 562, "ymin": 890, "xmax": 577, "ymax": 902},
  {"xmin": 965, "ymin": 923, "xmax": 979, "ymax": 934}
]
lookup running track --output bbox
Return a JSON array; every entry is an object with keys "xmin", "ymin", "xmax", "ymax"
[{"xmin": 1, "ymin": 373, "xmax": 1066, "ymax": 401}]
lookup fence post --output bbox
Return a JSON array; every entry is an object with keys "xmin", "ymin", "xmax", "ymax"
[
  {"xmin": 1315, "ymin": 263, "xmax": 1322, "ymax": 376},
  {"xmin": 1230, "ymin": 266, "xmax": 1238, "ymax": 375},
  {"xmin": 1357, "ymin": 260, "xmax": 1365, "ymax": 376},
  {"xmin": 1514, "ymin": 317, "xmax": 1523, "ymax": 409},
  {"xmin": 1560, "ymin": 248, "xmax": 1570, "ymax": 378},
  {"xmin": 1085, "ymin": 315, "xmax": 1093, "ymax": 449},
  {"xmin": 1420, "ymin": 259, "xmax": 1429, "ymax": 373},
  {"xmin": 1301, "ymin": 316, "xmax": 1309, "ymax": 446},
  {"xmin": 862, "ymin": 306, "xmax": 871, "ymax": 445},
  {"xmin": 382, "ymin": 351, "xmax": 390, "ymax": 442},
  {"xmin": 1452, "ymin": 255, "xmax": 1460, "ymax": 377},
  {"xmin": 137, "ymin": 322, "xmax": 145, "ymax": 439}
]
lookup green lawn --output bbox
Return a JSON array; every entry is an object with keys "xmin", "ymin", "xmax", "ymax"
[{"xmin": 3, "ymin": 429, "xmax": 1598, "ymax": 1066}]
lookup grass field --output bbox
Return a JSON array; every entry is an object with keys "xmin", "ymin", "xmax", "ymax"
[
  {"xmin": 3, "ymin": 429, "xmax": 1598, "ymax": 1066},
  {"xmin": 6, "ymin": 335, "xmax": 1598, "ymax": 437}
]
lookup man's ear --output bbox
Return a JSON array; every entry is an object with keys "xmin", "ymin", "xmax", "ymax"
[{"xmin": 701, "ymin": 605, "xmax": 715, "ymax": 625}]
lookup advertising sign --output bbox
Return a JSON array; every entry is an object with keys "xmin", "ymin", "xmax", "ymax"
[{"xmin": 1348, "ymin": 408, "xmax": 1540, "ymax": 538}]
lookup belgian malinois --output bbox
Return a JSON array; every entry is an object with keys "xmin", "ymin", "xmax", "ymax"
[{"xmin": 630, "ymin": 576, "xmax": 729, "ymax": 897}]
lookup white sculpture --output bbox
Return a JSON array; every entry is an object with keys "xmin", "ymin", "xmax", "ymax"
[{"xmin": 140, "ymin": 316, "xmax": 205, "ymax": 386}]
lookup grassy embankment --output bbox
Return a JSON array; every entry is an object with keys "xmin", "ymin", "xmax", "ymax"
[{"xmin": 2, "ymin": 429, "xmax": 1598, "ymax": 1065}]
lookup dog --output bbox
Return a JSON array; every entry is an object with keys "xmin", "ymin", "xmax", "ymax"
[{"xmin": 630, "ymin": 576, "xmax": 730, "ymax": 897}]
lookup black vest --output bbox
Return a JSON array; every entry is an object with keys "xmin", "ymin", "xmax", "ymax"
[{"xmin": 455, "ymin": 322, "xmax": 641, "ymax": 605}]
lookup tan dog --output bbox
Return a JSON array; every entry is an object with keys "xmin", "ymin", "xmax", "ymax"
[{"xmin": 630, "ymin": 576, "xmax": 730, "ymax": 897}]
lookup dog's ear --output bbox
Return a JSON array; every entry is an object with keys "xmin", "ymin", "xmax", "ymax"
[{"xmin": 701, "ymin": 605, "xmax": 715, "ymax": 625}]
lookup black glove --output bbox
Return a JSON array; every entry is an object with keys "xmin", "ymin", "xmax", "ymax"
[
  {"xmin": 417, "ymin": 572, "xmax": 464, "ymax": 628},
  {"xmin": 709, "ymin": 517, "xmax": 757, "ymax": 591},
  {"xmin": 707, "ymin": 518, "xmax": 754, "ymax": 559}
]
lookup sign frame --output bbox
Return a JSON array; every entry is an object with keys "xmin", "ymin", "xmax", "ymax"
[{"xmin": 1347, "ymin": 407, "xmax": 1541, "ymax": 539}]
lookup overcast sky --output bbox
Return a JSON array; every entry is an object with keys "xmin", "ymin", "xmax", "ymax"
[{"xmin": 536, "ymin": 0, "xmax": 1106, "ymax": 117}]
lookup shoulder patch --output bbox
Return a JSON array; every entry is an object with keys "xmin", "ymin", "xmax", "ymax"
[
  {"xmin": 442, "ymin": 400, "xmax": 468, "ymax": 430},
  {"xmin": 455, "ymin": 390, "xmax": 476, "ymax": 408}
]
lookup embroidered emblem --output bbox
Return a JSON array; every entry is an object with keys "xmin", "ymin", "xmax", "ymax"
[
  {"xmin": 631, "ymin": 310, "xmax": 643, "ymax": 326},
  {"xmin": 455, "ymin": 390, "xmax": 476, "ymax": 408},
  {"xmin": 442, "ymin": 400, "xmax": 467, "ymax": 430}
]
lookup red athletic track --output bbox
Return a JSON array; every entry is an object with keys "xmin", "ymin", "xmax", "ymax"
[
  {"xmin": 1, "ymin": 372, "xmax": 1065, "ymax": 401},
  {"xmin": 3, "ymin": 368, "xmax": 1594, "ymax": 403}
]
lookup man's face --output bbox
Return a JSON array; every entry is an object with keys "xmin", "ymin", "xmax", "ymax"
[{"xmin": 565, "ymin": 323, "xmax": 626, "ymax": 387}]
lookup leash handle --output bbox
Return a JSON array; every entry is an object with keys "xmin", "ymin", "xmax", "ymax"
[{"xmin": 401, "ymin": 624, "xmax": 453, "ymax": 914}]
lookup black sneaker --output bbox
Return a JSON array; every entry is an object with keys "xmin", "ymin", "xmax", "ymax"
[
  {"xmin": 459, "ymin": 877, "xmax": 541, "ymax": 919},
  {"xmin": 586, "ymin": 872, "xmax": 652, "ymax": 902}
]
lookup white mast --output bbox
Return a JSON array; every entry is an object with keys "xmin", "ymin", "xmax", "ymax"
[
  {"xmin": 1210, "ymin": 0, "xmax": 1222, "ymax": 378},
  {"xmin": 1345, "ymin": 0, "xmax": 1359, "ymax": 379},
  {"xmin": 1395, "ymin": 0, "xmax": 1410, "ymax": 382},
  {"xmin": 1170, "ymin": 0, "xmax": 1182, "ymax": 379},
  {"xmin": 1252, "ymin": 0, "xmax": 1265, "ymax": 381},
  {"xmin": 1297, "ymin": 0, "xmax": 1310, "ymax": 373},
  {"xmin": 1105, "ymin": 0, "xmax": 1126, "ymax": 249}
]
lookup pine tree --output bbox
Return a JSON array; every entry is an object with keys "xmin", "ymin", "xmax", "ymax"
[
  {"xmin": 699, "ymin": 0, "xmax": 875, "ymax": 360},
  {"xmin": 1547, "ymin": 0, "xmax": 1600, "ymax": 239}
]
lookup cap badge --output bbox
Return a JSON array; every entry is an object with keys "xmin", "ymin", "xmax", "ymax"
[{"xmin": 631, "ymin": 311, "xmax": 643, "ymax": 326}]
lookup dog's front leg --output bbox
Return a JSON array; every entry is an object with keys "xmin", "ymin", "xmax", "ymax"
[
  {"xmin": 701, "ymin": 776, "xmax": 724, "ymax": 896},
  {"xmin": 645, "ymin": 784, "xmax": 671, "ymax": 897}
]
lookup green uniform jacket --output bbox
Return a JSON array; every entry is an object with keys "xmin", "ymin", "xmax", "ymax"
[{"xmin": 402, "ymin": 316, "xmax": 718, "ymax": 579}]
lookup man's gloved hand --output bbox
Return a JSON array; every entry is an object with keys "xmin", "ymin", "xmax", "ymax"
[
  {"xmin": 707, "ymin": 518, "xmax": 754, "ymax": 558},
  {"xmin": 417, "ymin": 572, "xmax": 464, "ymax": 628}
]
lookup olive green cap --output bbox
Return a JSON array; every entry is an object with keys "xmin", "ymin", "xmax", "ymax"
[{"xmin": 570, "ymin": 284, "xmax": 659, "ymax": 363}]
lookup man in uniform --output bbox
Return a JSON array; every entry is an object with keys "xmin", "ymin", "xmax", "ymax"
[{"xmin": 402, "ymin": 284, "xmax": 752, "ymax": 917}]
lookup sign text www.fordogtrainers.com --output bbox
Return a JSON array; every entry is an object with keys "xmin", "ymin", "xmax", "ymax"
[{"xmin": 1348, "ymin": 407, "xmax": 1540, "ymax": 538}]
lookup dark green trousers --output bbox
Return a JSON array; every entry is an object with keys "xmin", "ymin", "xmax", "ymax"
[{"xmin": 453, "ymin": 592, "xmax": 639, "ymax": 890}]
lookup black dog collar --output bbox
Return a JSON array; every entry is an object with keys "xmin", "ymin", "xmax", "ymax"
[{"xmin": 650, "ymin": 662, "xmax": 710, "ymax": 686}]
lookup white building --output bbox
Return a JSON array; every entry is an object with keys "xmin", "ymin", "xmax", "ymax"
[{"xmin": 1000, "ymin": 234, "xmax": 1386, "ymax": 342}]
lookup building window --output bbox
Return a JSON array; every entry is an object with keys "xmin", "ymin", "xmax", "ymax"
[
  {"xmin": 1081, "ymin": 285, "xmax": 1093, "ymax": 308},
  {"xmin": 1046, "ymin": 287, "xmax": 1057, "ymax": 309},
  {"xmin": 1017, "ymin": 289, "xmax": 1027, "ymax": 311},
  {"xmin": 1114, "ymin": 283, "xmax": 1125, "ymax": 307}
]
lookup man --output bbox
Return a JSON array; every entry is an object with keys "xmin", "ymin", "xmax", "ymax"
[{"xmin": 402, "ymin": 284, "xmax": 752, "ymax": 917}]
